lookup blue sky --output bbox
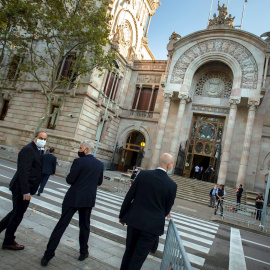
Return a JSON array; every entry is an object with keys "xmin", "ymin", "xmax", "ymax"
[{"xmin": 148, "ymin": 0, "xmax": 270, "ymax": 60}]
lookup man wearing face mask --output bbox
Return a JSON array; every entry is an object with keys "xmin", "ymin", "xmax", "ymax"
[
  {"xmin": 119, "ymin": 153, "xmax": 177, "ymax": 270},
  {"xmin": 0, "ymin": 130, "xmax": 47, "ymax": 250},
  {"xmin": 41, "ymin": 140, "xmax": 103, "ymax": 267}
]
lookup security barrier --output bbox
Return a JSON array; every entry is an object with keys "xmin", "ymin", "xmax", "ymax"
[
  {"xmin": 222, "ymin": 200, "xmax": 259, "ymax": 226},
  {"xmin": 116, "ymin": 173, "xmax": 132, "ymax": 193},
  {"xmin": 160, "ymin": 219, "xmax": 192, "ymax": 270}
]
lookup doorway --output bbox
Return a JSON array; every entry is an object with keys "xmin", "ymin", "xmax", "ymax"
[
  {"xmin": 183, "ymin": 114, "xmax": 225, "ymax": 181},
  {"xmin": 191, "ymin": 155, "xmax": 210, "ymax": 180},
  {"xmin": 118, "ymin": 131, "xmax": 145, "ymax": 171}
]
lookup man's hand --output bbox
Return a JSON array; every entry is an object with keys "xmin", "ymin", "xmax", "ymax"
[
  {"xmin": 119, "ymin": 219, "xmax": 125, "ymax": 226},
  {"xmin": 23, "ymin": 194, "xmax": 31, "ymax": 201}
]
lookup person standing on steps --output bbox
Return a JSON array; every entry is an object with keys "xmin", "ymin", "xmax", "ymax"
[
  {"xmin": 37, "ymin": 147, "xmax": 57, "ymax": 196},
  {"xmin": 215, "ymin": 185, "xmax": 226, "ymax": 216},
  {"xmin": 205, "ymin": 165, "xmax": 215, "ymax": 182},
  {"xmin": 209, "ymin": 185, "xmax": 218, "ymax": 208},
  {"xmin": 255, "ymin": 193, "xmax": 264, "ymax": 222},
  {"xmin": 0, "ymin": 131, "xmax": 47, "ymax": 250},
  {"xmin": 194, "ymin": 165, "xmax": 200, "ymax": 179},
  {"xmin": 236, "ymin": 184, "xmax": 244, "ymax": 204},
  {"xmin": 198, "ymin": 166, "xmax": 204, "ymax": 180}
]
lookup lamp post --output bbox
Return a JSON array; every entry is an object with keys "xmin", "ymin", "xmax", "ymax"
[
  {"xmin": 136, "ymin": 142, "xmax": 145, "ymax": 167},
  {"xmin": 260, "ymin": 170, "xmax": 270, "ymax": 231}
]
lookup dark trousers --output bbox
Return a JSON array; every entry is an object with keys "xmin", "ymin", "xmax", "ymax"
[
  {"xmin": 206, "ymin": 173, "xmax": 211, "ymax": 182},
  {"xmin": 44, "ymin": 206, "xmax": 92, "ymax": 261},
  {"xmin": 237, "ymin": 195, "xmax": 242, "ymax": 204},
  {"xmin": 0, "ymin": 186, "xmax": 29, "ymax": 245},
  {"xmin": 38, "ymin": 174, "xmax": 50, "ymax": 194},
  {"xmin": 120, "ymin": 226, "xmax": 158, "ymax": 270},
  {"xmin": 216, "ymin": 199, "xmax": 223, "ymax": 213},
  {"xmin": 256, "ymin": 208, "xmax": 262, "ymax": 221}
]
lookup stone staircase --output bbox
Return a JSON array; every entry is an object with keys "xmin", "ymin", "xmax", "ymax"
[{"xmin": 170, "ymin": 174, "xmax": 249, "ymax": 206}]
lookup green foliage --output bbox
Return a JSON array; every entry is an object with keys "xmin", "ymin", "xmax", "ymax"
[{"xmin": 0, "ymin": 0, "xmax": 116, "ymax": 131}]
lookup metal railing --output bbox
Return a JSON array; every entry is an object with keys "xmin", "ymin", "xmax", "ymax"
[
  {"xmin": 160, "ymin": 220, "xmax": 192, "ymax": 270},
  {"xmin": 222, "ymin": 200, "xmax": 260, "ymax": 227},
  {"xmin": 116, "ymin": 173, "xmax": 132, "ymax": 193},
  {"xmin": 260, "ymin": 207, "xmax": 270, "ymax": 232}
]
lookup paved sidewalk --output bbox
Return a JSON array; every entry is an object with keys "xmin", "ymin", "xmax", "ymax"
[{"xmin": 0, "ymin": 198, "xmax": 160, "ymax": 270}]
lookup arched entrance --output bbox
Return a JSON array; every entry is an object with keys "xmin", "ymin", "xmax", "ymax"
[
  {"xmin": 118, "ymin": 131, "xmax": 145, "ymax": 171},
  {"xmin": 183, "ymin": 114, "xmax": 225, "ymax": 182}
]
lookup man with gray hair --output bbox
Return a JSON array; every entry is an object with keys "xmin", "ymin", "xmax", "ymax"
[
  {"xmin": 41, "ymin": 140, "xmax": 103, "ymax": 266},
  {"xmin": 119, "ymin": 153, "xmax": 177, "ymax": 270},
  {"xmin": 0, "ymin": 131, "xmax": 47, "ymax": 250}
]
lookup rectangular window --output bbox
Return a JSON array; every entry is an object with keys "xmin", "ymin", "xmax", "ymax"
[
  {"xmin": 104, "ymin": 72, "xmax": 121, "ymax": 101},
  {"xmin": 57, "ymin": 53, "xmax": 77, "ymax": 82},
  {"xmin": 47, "ymin": 105, "xmax": 60, "ymax": 129},
  {"xmin": 0, "ymin": 100, "xmax": 10, "ymax": 120},
  {"xmin": 132, "ymin": 86, "xmax": 157, "ymax": 111},
  {"xmin": 149, "ymin": 88, "xmax": 158, "ymax": 111},
  {"xmin": 132, "ymin": 87, "xmax": 140, "ymax": 109},
  {"xmin": 7, "ymin": 54, "xmax": 24, "ymax": 81}
]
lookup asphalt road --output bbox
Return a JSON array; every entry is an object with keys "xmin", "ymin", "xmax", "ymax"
[{"xmin": 0, "ymin": 157, "xmax": 269, "ymax": 270}]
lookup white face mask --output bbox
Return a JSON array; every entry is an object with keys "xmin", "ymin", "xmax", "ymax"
[
  {"xmin": 36, "ymin": 139, "xmax": 46, "ymax": 148},
  {"xmin": 167, "ymin": 166, "xmax": 173, "ymax": 175}
]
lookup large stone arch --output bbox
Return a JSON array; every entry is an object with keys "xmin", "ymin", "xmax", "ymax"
[
  {"xmin": 111, "ymin": 9, "xmax": 138, "ymax": 50},
  {"xmin": 183, "ymin": 52, "xmax": 242, "ymax": 90},
  {"xmin": 116, "ymin": 124, "xmax": 151, "ymax": 158},
  {"xmin": 171, "ymin": 39, "xmax": 258, "ymax": 90}
]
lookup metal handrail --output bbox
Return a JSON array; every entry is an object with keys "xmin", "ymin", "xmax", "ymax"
[{"xmin": 160, "ymin": 219, "xmax": 192, "ymax": 270}]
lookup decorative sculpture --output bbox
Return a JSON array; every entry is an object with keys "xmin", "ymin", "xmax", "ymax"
[{"xmin": 208, "ymin": 1, "xmax": 235, "ymax": 29}]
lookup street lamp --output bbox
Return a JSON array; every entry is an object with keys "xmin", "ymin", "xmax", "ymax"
[{"xmin": 136, "ymin": 142, "xmax": 145, "ymax": 167}]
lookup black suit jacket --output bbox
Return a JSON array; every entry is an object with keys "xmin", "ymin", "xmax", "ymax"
[
  {"xmin": 42, "ymin": 153, "xmax": 57, "ymax": 175},
  {"xmin": 62, "ymin": 155, "xmax": 104, "ymax": 208},
  {"xmin": 9, "ymin": 141, "xmax": 43, "ymax": 195},
  {"xmin": 119, "ymin": 169, "xmax": 177, "ymax": 236}
]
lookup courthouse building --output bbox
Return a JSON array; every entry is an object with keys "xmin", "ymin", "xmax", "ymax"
[{"xmin": 0, "ymin": 1, "xmax": 270, "ymax": 192}]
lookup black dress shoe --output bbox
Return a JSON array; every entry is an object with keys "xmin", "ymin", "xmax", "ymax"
[
  {"xmin": 41, "ymin": 256, "xmax": 49, "ymax": 267},
  {"xmin": 2, "ymin": 241, "xmax": 24, "ymax": 250},
  {"xmin": 78, "ymin": 253, "xmax": 89, "ymax": 261},
  {"xmin": 37, "ymin": 193, "xmax": 41, "ymax": 196}
]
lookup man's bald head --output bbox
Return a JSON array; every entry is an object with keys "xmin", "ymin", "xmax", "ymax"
[{"xmin": 158, "ymin": 153, "xmax": 174, "ymax": 172}]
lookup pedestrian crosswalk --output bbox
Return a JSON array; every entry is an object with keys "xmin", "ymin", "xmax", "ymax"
[{"xmin": 0, "ymin": 180, "xmax": 220, "ymax": 268}]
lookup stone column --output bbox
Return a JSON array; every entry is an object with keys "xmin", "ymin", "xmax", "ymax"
[
  {"xmin": 170, "ymin": 93, "xmax": 191, "ymax": 160},
  {"xmin": 218, "ymin": 97, "xmax": 241, "ymax": 185},
  {"xmin": 236, "ymin": 99, "xmax": 260, "ymax": 187},
  {"xmin": 150, "ymin": 92, "xmax": 173, "ymax": 169}
]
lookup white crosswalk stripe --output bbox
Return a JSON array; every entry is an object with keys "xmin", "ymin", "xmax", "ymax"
[{"xmin": 0, "ymin": 182, "xmax": 220, "ymax": 267}]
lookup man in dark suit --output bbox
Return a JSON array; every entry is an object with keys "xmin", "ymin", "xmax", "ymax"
[
  {"xmin": 41, "ymin": 140, "xmax": 103, "ymax": 266},
  {"xmin": 0, "ymin": 131, "xmax": 47, "ymax": 250},
  {"xmin": 37, "ymin": 147, "xmax": 57, "ymax": 196},
  {"xmin": 119, "ymin": 153, "xmax": 177, "ymax": 270}
]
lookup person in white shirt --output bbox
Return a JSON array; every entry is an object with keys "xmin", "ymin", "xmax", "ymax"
[{"xmin": 194, "ymin": 165, "xmax": 200, "ymax": 179}]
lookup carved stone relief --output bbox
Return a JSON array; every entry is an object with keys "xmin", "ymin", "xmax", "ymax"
[
  {"xmin": 195, "ymin": 72, "xmax": 232, "ymax": 98},
  {"xmin": 1, "ymin": 90, "xmax": 15, "ymax": 100},
  {"xmin": 171, "ymin": 39, "xmax": 258, "ymax": 89},
  {"xmin": 137, "ymin": 74, "xmax": 161, "ymax": 84},
  {"xmin": 192, "ymin": 104, "xmax": 229, "ymax": 114}
]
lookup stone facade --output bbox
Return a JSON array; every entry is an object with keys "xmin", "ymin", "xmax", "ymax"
[{"xmin": 1, "ymin": 2, "xmax": 270, "ymax": 193}]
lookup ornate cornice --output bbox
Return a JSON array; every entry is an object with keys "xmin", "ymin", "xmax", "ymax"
[
  {"xmin": 1, "ymin": 90, "xmax": 14, "ymax": 100},
  {"xmin": 171, "ymin": 38, "xmax": 258, "ymax": 89},
  {"xmin": 229, "ymin": 97, "xmax": 241, "ymax": 105},
  {"xmin": 163, "ymin": 92, "xmax": 173, "ymax": 101},
  {"xmin": 178, "ymin": 93, "xmax": 191, "ymax": 103}
]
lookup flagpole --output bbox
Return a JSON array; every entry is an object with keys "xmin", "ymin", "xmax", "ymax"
[
  {"xmin": 227, "ymin": 0, "xmax": 230, "ymax": 10},
  {"xmin": 207, "ymin": 0, "xmax": 214, "ymax": 27},
  {"xmin": 240, "ymin": 1, "xmax": 247, "ymax": 29}
]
